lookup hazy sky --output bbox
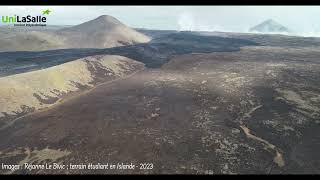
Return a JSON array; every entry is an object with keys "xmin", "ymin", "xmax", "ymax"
[{"xmin": 1, "ymin": 6, "xmax": 320, "ymax": 36}]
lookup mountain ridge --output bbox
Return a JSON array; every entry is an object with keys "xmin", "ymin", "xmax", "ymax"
[
  {"xmin": 0, "ymin": 15, "xmax": 151, "ymax": 52},
  {"xmin": 249, "ymin": 19, "xmax": 290, "ymax": 33}
]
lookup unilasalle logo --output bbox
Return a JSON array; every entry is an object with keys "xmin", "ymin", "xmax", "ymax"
[{"xmin": 1, "ymin": 9, "xmax": 51, "ymax": 27}]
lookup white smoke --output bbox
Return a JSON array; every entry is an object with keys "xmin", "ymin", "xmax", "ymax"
[
  {"xmin": 177, "ymin": 12, "xmax": 226, "ymax": 32},
  {"xmin": 177, "ymin": 11, "xmax": 320, "ymax": 38},
  {"xmin": 177, "ymin": 12, "xmax": 195, "ymax": 31}
]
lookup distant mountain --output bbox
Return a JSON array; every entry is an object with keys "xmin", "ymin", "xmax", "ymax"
[
  {"xmin": 57, "ymin": 15, "xmax": 151, "ymax": 48},
  {"xmin": 249, "ymin": 19, "xmax": 290, "ymax": 33},
  {"xmin": 0, "ymin": 15, "xmax": 151, "ymax": 52}
]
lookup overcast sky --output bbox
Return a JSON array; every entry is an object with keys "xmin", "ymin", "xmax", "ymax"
[{"xmin": 1, "ymin": 6, "xmax": 320, "ymax": 36}]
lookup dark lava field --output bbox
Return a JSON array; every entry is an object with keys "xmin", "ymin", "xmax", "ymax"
[{"xmin": 0, "ymin": 31, "xmax": 320, "ymax": 174}]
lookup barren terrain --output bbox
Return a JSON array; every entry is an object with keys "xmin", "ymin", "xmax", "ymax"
[{"xmin": 0, "ymin": 19, "xmax": 319, "ymax": 174}]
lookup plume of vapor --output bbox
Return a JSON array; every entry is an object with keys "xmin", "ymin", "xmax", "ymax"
[
  {"xmin": 177, "ymin": 11, "xmax": 320, "ymax": 38},
  {"xmin": 177, "ymin": 12, "xmax": 226, "ymax": 32}
]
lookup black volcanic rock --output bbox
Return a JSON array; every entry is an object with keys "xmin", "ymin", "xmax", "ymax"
[{"xmin": 249, "ymin": 19, "xmax": 290, "ymax": 33}]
